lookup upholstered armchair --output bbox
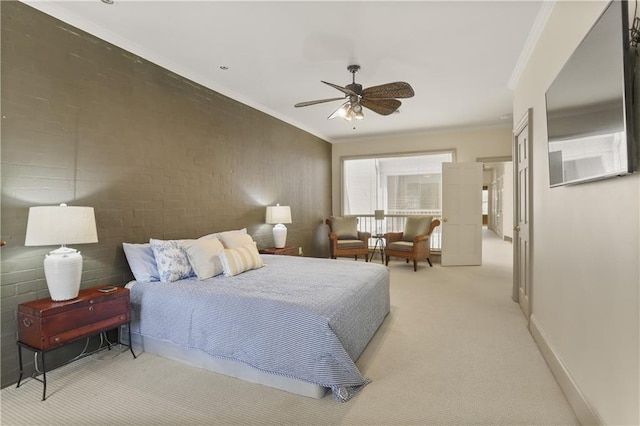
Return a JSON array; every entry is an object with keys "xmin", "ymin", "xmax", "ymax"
[
  {"xmin": 326, "ymin": 217, "xmax": 371, "ymax": 261},
  {"xmin": 385, "ymin": 216, "xmax": 440, "ymax": 271}
]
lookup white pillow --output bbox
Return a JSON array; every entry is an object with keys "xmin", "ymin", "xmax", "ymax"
[
  {"xmin": 219, "ymin": 242, "xmax": 265, "ymax": 277},
  {"xmin": 185, "ymin": 238, "xmax": 225, "ymax": 280},
  {"xmin": 122, "ymin": 243, "xmax": 160, "ymax": 282},
  {"xmin": 218, "ymin": 232, "xmax": 254, "ymax": 249},
  {"xmin": 150, "ymin": 239, "xmax": 194, "ymax": 283},
  {"xmin": 200, "ymin": 228, "xmax": 247, "ymax": 241}
]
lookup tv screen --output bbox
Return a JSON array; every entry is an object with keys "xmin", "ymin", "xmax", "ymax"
[{"xmin": 545, "ymin": 0, "xmax": 637, "ymax": 187}]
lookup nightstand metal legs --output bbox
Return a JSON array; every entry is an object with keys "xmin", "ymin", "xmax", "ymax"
[
  {"xmin": 126, "ymin": 323, "xmax": 137, "ymax": 359},
  {"xmin": 36, "ymin": 351, "xmax": 47, "ymax": 401},
  {"xmin": 16, "ymin": 344, "xmax": 47, "ymax": 401},
  {"xmin": 16, "ymin": 322, "xmax": 136, "ymax": 401},
  {"xmin": 40, "ymin": 351, "xmax": 47, "ymax": 401}
]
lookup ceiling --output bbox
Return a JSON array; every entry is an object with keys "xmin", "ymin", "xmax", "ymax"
[{"xmin": 23, "ymin": 1, "xmax": 548, "ymax": 144}]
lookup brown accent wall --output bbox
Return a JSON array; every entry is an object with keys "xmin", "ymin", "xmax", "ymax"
[{"xmin": 0, "ymin": 2, "xmax": 331, "ymax": 387}]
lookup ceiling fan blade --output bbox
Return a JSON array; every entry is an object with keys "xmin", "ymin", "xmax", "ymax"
[
  {"xmin": 321, "ymin": 81, "xmax": 358, "ymax": 97},
  {"xmin": 362, "ymin": 82, "xmax": 415, "ymax": 99},
  {"xmin": 294, "ymin": 97, "xmax": 345, "ymax": 108},
  {"xmin": 360, "ymin": 98, "xmax": 402, "ymax": 116}
]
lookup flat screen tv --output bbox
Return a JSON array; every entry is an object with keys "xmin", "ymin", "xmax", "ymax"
[{"xmin": 545, "ymin": 0, "xmax": 638, "ymax": 187}]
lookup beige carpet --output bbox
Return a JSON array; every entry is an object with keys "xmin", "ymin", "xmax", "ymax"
[{"xmin": 1, "ymin": 230, "xmax": 578, "ymax": 425}]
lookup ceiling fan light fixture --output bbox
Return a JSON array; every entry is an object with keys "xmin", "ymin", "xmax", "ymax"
[
  {"xmin": 355, "ymin": 110, "xmax": 364, "ymax": 120},
  {"xmin": 337, "ymin": 103, "xmax": 350, "ymax": 119}
]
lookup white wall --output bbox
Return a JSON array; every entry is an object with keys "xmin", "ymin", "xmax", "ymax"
[
  {"xmin": 513, "ymin": 1, "xmax": 640, "ymax": 424},
  {"xmin": 331, "ymin": 127, "xmax": 513, "ymax": 215}
]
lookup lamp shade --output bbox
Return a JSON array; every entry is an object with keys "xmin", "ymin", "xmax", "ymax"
[
  {"xmin": 25, "ymin": 205, "xmax": 98, "ymax": 246},
  {"xmin": 374, "ymin": 209, "xmax": 385, "ymax": 220},
  {"xmin": 265, "ymin": 205, "xmax": 292, "ymax": 225}
]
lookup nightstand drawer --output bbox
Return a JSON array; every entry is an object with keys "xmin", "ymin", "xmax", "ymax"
[{"xmin": 49, "ymin": 313, "xmax": 129, "ymax": 346}]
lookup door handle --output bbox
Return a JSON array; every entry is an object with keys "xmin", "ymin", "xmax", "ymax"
[
  {"xmin": 443, "ymin": 218, "xmax": 448, "ymax": 223},
  {"xmin": 514, "ymin": 225, "xmax": 520, "ymax": 232}
]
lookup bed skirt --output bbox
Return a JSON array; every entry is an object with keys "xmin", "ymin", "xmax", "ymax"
[{"xmin": 122, "ymin": 328, "xmax": 328, "ymax": 399}]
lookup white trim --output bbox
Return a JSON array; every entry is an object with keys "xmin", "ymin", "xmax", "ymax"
[
  {"xmin": 476, "ymin": 156, "xmax": 512, "ymax": 163},
  {"xmin": 508, "ymin": 1, "xmax": 556, "ymax": 90},
  {"xmin": 529, "ymin": 315, "xmax": 603, "ymax": 426}
]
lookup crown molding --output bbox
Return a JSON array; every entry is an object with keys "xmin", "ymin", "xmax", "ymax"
[{"xmin": 508, "ymin": 1, "xmax": 556, "ymax": 90}]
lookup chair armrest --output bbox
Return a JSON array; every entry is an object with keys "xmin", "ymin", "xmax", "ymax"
[
  {"xmin": 412, "ymin": 219, "xmax": 440, "ymax": 248},
  {"xmin": 412, "ymin": 234, "xmax": 432, "ymax": 257},
  {"xmin": 413, "ymin": 234, "xmax": 430, "ymax": 243},
  {"xmin": 328, "ymin": 231, "xmax": 338, "ymax": 241},
  {"xmin": 358, "ymin": 231, "xmax": 371, "ymax": 243},
  {"xmin": 385, "ymin": 232, "xmax": 403, "ymax": 244}
]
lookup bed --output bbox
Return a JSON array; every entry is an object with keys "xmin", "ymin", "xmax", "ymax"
[{"xmin": 124, "ymin": 254, "xmax": 390, "ymax": 402}]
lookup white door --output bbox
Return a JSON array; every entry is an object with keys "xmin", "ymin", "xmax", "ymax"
[
  {"xmin": 513, "ymin": 110, "xmax": 532, "ymax": 319},
  {"xmin": 441, "ymin": 162, "xmax": 483, "ymax": 266}
]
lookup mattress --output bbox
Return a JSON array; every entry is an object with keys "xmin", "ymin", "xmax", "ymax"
[{"xmin": 127, "ymin": 255, "xmax": 390, "ymax": 401}]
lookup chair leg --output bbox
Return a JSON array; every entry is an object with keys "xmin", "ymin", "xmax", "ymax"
[
  {"xmin": 427, "ymin": 257, "xmax": 433, "ymax": 267},
  {"xmin": 385, "ymin": 255, "xmax": 389, "ymax": 266},
  {"xmin": 405, "ymin": 259, "xmax": 409, "ymax": 264},
  {"xmin": 354, "ymin": 255, "xmax": 358, "ymax": 261},
  {"xmin": 413, "ymin": 259, "xmax": 417, "ymax": 271}
]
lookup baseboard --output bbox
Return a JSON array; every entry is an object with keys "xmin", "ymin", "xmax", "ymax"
[{"xmin": 529, "ymin": 315, "xmax": 603, "ymax": 425}]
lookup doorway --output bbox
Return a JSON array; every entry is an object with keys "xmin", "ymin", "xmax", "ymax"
[{"xmin": 479, "ymin": 158, "xmax": 513, "ymax": 242}]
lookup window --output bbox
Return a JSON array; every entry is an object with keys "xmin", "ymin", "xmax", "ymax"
[{"xmin": 342, "ymin": 152, "xmax": 454, "ymax": 216}]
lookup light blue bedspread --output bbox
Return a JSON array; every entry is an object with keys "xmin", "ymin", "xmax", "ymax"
[{"xmin": 128, "ymin": 255, "xmax": 390, "ymax": 401}]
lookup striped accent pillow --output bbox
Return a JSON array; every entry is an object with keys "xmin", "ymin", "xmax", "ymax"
[{"xmin": 219, "ymin": 242, "xmax": 265, "ymax": 277}]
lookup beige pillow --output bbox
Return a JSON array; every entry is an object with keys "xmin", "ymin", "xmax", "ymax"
[
  {"xmin": 218, "ymin": 232, "xmax": 254, "ymax": 249},
  {"xmin": 219, "ymin": 243, "xmax": 265, "ymax": 277},
  {"xmin": 330, "ymin": 216, "xmax": 358, "ymax": 239},
  {"xmin": 185, "ymin": 238, "xmax": 225, "ymax": 280},
  {"xmin": 200, "ymin": 228, "xmax": 247, "ymax": 241},
  {"xmin": 402, "ymin": 216, "xmax": 433, "ymax": 242}
]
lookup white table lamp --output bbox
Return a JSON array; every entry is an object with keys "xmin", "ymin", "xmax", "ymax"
[
  {"xmin": 266, "ymin": 204, "xmax": 292, "ymax": 248},
  {"xmin": 25, "ymin": 204, "xmax": 98, "ymax": 301}
]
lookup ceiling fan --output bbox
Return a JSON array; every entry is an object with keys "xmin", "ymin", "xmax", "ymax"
[{"xmin": 294, "ymin": 65, "xmax": 415, "ymax": 121}]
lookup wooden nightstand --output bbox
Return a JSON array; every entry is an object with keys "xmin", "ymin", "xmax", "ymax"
[
  {"xmin": 16, "ymin": 285, "xmax": 136, "ymax": 400},
  {"xmin": 260, "ymin": 246, "xmax": 298, "ymax": 256}
]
